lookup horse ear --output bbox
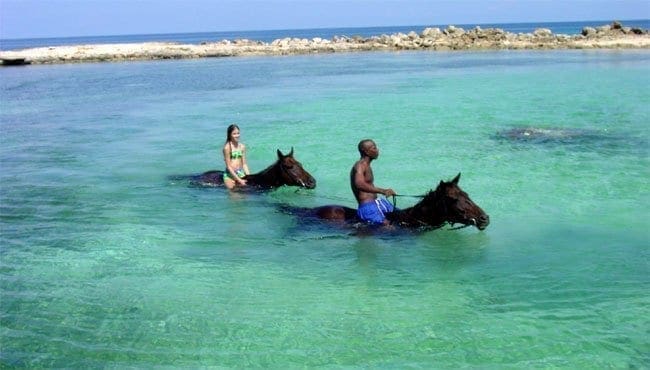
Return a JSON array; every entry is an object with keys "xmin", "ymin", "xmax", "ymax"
[
  {"xmin": 277, "ymin": 149, "xmax": 284, "ymax": 158},
  {"xmin": 452, "ymin": 173, "xmax": 461, "ymax": 185},
  {"xmin": 289, "ymin": 147, "xmax": 294, "ymax": 157}
]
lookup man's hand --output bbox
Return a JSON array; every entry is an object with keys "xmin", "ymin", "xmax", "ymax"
[{"xmin": 383, "ymin": 188, "xmax": 396, "ymax": 197}]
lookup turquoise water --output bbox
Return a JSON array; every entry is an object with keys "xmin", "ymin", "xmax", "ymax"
[{"xmin": 1, "ymin": 50, "xmax": 649, "ymax": 367}]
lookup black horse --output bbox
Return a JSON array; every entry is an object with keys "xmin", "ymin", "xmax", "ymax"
[
  {"xmin": 282, "ymin": 173, "xmax": 489, "ymax": 231},
  {"xmin": 171, "ymin": 148, "xmax": 316, "ymax": 190}
]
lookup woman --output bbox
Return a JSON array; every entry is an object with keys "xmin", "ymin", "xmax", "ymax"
[{"xmin": 222, "ymin": 124, "xmax": 250, "ymax": 189}]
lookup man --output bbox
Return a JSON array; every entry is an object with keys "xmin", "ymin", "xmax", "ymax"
[{"xmin": 350, "ymin": 139, "xmax": 397, "ymax": 225}]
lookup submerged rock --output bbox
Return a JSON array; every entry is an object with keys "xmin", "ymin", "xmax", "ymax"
[
  {"xmin": 494, "ymin": 126, "xmax": 646, "ymax": 155},
  {"xmin": 496, "ymin": 127, "xmax": 595, "ymax": 143}
]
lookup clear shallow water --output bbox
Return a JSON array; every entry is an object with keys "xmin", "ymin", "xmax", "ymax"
[{"xmin": 1, "ymin": 50, "xmax": 649, "ymax": 367}]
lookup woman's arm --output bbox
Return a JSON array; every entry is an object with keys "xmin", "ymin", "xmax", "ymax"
[{"xmin": 241, "ymin": 144, "xmax": 250, "ymax": 175}]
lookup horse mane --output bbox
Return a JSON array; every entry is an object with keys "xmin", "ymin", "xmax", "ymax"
[
  {"xmin": 387, "ymin": 187, "xmax": 446, "ymax": 229},
  {"xmin": 244, "ymin": 159, "xmax": 283, "ymax": 188},
  {"xmin": 389, "ymin": 186, "xmax": 448, "ymax": 229}
]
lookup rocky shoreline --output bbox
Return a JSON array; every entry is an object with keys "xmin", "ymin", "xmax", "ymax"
[{"xmin": 1, "ymin": 21, "xmax": 648, "ymax": 65}]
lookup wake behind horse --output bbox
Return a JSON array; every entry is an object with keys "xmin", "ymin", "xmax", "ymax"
[
  {"xmin": 283, "ymin": 173, "xmax": 489, "ymax": 231},
  {"xmin": 171, "ymin": 148, "xmax": 316, "ymax": 190}
]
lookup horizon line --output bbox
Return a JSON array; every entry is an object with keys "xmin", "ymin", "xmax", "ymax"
[{"xmin": 1, "ymin": 18, "xmax": 648, "ymax": 42}]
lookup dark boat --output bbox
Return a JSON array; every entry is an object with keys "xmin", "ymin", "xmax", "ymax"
[{"xmin": 1, "ymin": 58, "xmax": 32, "ymax": 66}]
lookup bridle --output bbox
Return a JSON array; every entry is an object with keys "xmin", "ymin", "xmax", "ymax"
[{"xmin": 279, "ymin": 158, "xmax": 308, "ymax": 188}]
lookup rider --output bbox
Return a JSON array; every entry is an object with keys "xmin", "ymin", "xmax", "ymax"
[
  {"xmin": 350, "ymin": 139, "xmax": 397, "ymax": 225},
  {"xmin": 222, "ymin": 124, "xmax": 250, "ymax": 190}
]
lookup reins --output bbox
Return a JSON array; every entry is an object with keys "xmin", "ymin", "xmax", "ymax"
[
  {"xmin": 279, "ymin": 161, "xmax": 299, "ymax": 187},
  {"xmin": 448, "ymin": 223, "xmax": 472, "ymax": 230},
  {"xmin": 280, "ymin": 160, "xmax": 314, "ymax": 189},
  {"xmin": 390, "ymin": 194, "xmax": 425, "ymax": 208}
]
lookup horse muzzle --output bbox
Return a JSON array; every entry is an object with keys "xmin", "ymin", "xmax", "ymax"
[
  {"xmin": 299, "ymin": 177, "xmax": 317, "ymax": 189},
  {"xmin": 472, "ymin": 214, "xmax": 490, "ymax": 230}
]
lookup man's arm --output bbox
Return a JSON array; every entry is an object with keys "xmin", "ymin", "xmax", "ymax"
[{"xmin": 353, "ymin": 164, "xmax": 395, "ymax": 196}]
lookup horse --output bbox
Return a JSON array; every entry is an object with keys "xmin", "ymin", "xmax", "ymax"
[
  {"xmin": 171, "ymin": 148, "xmax": 316, "ymax": 190},
  {"xmin": 282, "ymin": 173, "xmax": 489, "ymax": 231}
]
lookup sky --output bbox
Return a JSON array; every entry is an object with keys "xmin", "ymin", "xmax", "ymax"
[{"xmin": 1, "ymin": 0, "xmax": 649, "ymax": 39}]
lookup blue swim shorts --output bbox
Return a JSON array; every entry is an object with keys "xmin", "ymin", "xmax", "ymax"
[{"xmin": 357, "ymin": 198, "xmax": 395, "ymax": 224}]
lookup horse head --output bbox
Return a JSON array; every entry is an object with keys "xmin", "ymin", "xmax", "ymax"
[
  {"xmin": 276, "ymin": 147, "xmax": 317, "ymax": 189},
  {"xmin": 413, "ymin": 173, "xmax": 489, "ymax": 230}
]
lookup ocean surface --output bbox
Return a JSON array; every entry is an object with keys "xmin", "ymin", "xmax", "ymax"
[
  {"xmin": 1, "ymin": 19, "xmax": 649, "ymax": 51},
  {"xmin": 1, "ymin": 43, "xmax": 649, "ymax": 367}
]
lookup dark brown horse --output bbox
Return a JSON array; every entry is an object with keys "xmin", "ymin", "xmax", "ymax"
[
  {"xmin": 284, "ymin": 173, "xmax": 489, "ymax": 231},
  {"xmin": 172, "ymin": 148, "xmax": 316, "ymax": 190}
]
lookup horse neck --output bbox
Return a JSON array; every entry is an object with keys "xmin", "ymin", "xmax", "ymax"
[
  {"xmin": 394, "ymin": 191, "xmax": 447, "ymax": 228},
  {"xmin": 246, "ymin": 162, "xmax": 282, "ymax": 188}
]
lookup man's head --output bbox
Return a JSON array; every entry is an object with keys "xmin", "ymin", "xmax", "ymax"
[{"xmin": 358, "ymin": 139, "xmax": 379, "ymax": 159}]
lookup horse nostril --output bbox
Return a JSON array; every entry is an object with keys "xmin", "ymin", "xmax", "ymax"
[{"xmin": 480, "ymin": 214, "xmax": 490, "ymax": 224}]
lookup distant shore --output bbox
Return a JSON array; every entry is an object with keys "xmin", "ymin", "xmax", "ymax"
[{"xmin": 1, "ymin": 21, "xmax": 648, "ymax": 66}]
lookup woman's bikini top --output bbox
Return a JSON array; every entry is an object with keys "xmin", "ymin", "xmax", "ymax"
[{"xmin": 229, "ymin": 143, "xmax": 243, "ymax": 159}]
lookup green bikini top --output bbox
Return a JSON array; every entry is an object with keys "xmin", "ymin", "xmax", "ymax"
[{"xmin": 229, "ymin": 143, "xmax": 243, "ymax": 159}]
